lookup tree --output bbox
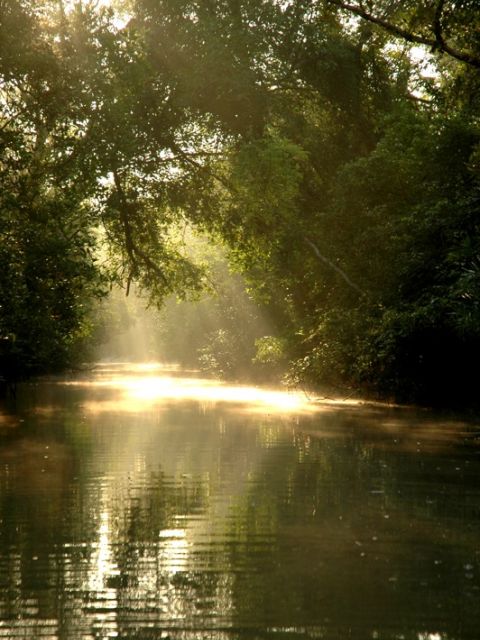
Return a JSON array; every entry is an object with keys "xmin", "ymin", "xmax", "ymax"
[
  {"xmin": 0, "ymin": 0, "xmax": 216, "ymax": 376},
  {"xmin": 0, "ymin": 1, "xmax": 109, "ymax": 376},
  {"xmin": 2, "ymin": 0, "xmax": 480, "ymax": 405}
]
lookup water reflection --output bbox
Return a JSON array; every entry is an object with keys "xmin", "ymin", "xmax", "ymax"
[{"xmin": 0, "ymin": 364, "xmax": 479, "ymax": 639}]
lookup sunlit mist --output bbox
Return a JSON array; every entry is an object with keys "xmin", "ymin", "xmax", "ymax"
[{"xmin": 61, "ymin": 363, "xmax": 346, "ymax": 415}]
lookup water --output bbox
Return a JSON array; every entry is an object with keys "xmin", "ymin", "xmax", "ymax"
[{"xmin": 0, "ymin": 363, "xmax": 479, "ymax": 640}]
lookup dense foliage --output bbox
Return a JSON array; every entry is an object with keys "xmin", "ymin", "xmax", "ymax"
[{"xmin": 1, "ymin": 0, "xmax": 479, "ymax": 405}]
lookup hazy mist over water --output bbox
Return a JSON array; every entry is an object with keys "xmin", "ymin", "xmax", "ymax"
[{"xmin": 0, "ymin": 363, "xmax": 479, "ymax": 639}]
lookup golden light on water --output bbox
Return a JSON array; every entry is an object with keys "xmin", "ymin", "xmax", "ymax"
[
  {"xmin": 60, "ymin": 363, "xmax": 347, "ymax": 415},
  {"xmin": 124, "ymin": 376, "xmax": 311, "ymax": 411},
  {"xmin": 158, "ymin": 530, "xmax": 189, "ymax": 574}
]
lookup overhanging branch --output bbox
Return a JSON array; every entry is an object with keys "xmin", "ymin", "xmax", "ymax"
[
  {"xmin": 328, "ymin": 0, "xmax": 480, "ymax": 69},
  {"xmin": 112, "ymin": 169, "xmax": 168, "ymax": 288}
]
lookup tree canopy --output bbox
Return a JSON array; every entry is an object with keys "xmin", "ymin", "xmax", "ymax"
[{"xmin": 1, "ymin": 0, "xmax": 479, "ymax": 405}]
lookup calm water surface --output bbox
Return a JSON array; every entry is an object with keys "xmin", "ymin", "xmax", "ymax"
[{"xmin": 0, "ymin": 363, "xmax": 479, "ymax": 640}]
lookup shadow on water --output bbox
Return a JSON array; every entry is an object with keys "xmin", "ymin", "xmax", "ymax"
[{"xmin": 0, "ymin": 363, "xmax": 479, "ymax": 639}]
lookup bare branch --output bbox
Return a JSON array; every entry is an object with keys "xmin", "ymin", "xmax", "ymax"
[
  {"xmin": 407, "ymin": 93, "xmax": 433, "ymax": 105},
  {"xmin": 433, "ymin": 0, "xmax": 447, "ymax": 50},
  {"xmin": 304, "ymin": 236, "xmax": 365, "ymax": 296}
]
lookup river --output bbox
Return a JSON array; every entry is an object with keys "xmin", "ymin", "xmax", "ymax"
[{"xmin": 0, "ymin": 363, "xmax": 479, "ymax": 639}]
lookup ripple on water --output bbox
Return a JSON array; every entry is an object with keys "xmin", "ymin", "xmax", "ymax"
[{"xmin": 0, "ymin": 364, "xmax": 479, "ymax": 639}]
